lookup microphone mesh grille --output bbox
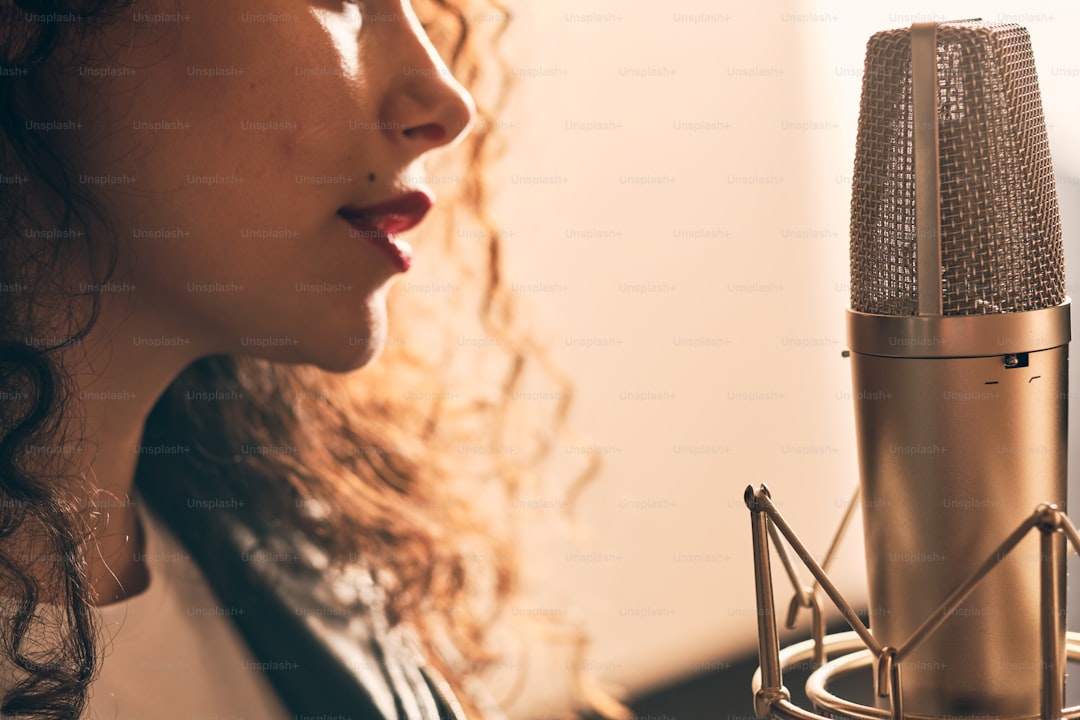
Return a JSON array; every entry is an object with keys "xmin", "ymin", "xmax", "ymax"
[{"xmin": 850, "ymin": 21, "xmax": 1063, "ymax": 316}]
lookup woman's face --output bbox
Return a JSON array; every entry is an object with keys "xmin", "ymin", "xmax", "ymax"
[{"xmin": 48, "ymin": 0, "xmax": 474, "ymax": 372}]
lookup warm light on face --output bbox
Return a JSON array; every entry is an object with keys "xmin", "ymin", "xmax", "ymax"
[{"xmin": 310, "ymin": 3, "xmax": 364, "ymax": 78}]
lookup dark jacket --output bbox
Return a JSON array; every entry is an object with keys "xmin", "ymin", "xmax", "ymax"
[{"xmin": 204, "ymin": 523, "xmax": 470, "ymax": 720}]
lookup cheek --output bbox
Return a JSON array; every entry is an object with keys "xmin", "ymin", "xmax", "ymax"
[
  {"xmin": 268, "ymin": 114, "xmax": 351, "ymax": 175},
  {"xmin": 277, "ymin": 127, "xmax": 303, "ymax": 160},
  {"xmin": 269, "ymin": 126, "xmax": 322, "ymax": 179}
]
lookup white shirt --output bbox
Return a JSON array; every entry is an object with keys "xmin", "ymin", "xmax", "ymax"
[
  {"xmin": 87, "ymin": 498, "xmax": 294, "ymax": 719},
  {"xmin": 0, "ymin": 498, "xmax": 294, "ymax": 720}
]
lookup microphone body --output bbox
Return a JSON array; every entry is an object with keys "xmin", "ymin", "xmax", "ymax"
[
  {"xmin": 848, "ymin": 20, "xmax": 1069, "ymax": 715},
  {"xmin": 849, "ymin": 316, "xmax": 1067, "ymax": 714}
]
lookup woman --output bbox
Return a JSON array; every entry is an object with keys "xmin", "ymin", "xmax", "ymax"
[{"xmin": 0, "ymin": 0, "xmax": 608, "ymax": 718}]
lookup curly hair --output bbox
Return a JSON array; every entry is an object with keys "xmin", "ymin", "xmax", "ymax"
[{"xmin": 0, "ymin": 1, "xmax": 628, "ymax": 718}]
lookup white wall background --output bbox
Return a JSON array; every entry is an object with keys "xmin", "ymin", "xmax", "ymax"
[{"xmin": 471, "ymin": 1, "xmax": 1080, "ymax": 715}]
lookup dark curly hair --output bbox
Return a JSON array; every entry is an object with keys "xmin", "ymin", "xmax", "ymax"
[{"xmin": 0, "ymin": 1, "xmax": 628, "ymax": 718}]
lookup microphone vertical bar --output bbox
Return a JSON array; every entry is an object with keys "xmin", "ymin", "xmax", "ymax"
[
  {"xmin": 911, "ymin": 22, "xmax": 943, "ymax": 316},
  {"xmin": 1039, "ymin": 506, "xmax": 1064, "ymax": 720},
  {"xmin": 748, "ymin": 486, "xmax": 784, "ymax": 697},
  {"xmin": 888, "ymin": 651, "xmax": 904, "ymax": 720}
]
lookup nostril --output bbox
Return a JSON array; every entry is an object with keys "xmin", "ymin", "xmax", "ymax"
[{"xmin": 403, "ymin": 124, "xmax": 446, "ymax": 143}]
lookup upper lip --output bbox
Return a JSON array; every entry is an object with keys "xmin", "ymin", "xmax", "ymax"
[{"xmin": 338, "ymin": 190, "xmax": 434, "ymax": 234}]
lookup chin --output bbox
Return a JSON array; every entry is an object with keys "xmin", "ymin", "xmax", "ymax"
[
  {"xmin": 232, "ymin": 292, "xmax": 390, "ymax": 373},
  {"xmin": 309, "ymin": 299, "xmax": 389, "ymax": 374}
]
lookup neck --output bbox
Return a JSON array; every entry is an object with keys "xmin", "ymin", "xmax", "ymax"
[{"xmin": 23, "ymin": 297, "xmax": 204, "ymax": 606}]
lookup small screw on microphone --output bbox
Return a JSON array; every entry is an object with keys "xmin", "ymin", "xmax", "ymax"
[{"xmin": 1004, "ymin": 352, "xmax": 1030, "ymax": 369}]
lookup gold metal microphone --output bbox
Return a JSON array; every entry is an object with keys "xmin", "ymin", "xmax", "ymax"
[
  {"xmin": 744, "ymin": 19, "xmax": 1072, "ymax": 719},
  {"xmin": 848, "ymin": 19, "xmax": 1069, "ymax": 716}
]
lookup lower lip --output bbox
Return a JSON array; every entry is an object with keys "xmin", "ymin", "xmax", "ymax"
[{"xmin": 343, "ymin": 219, "xmax": 412, "ymax": 272}]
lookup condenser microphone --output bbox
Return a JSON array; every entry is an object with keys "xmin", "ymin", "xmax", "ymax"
[{"xmin": 847, "ymin": 20, "xmax": 1069, "ymax": 716}]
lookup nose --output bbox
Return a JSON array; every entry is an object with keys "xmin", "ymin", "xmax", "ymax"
[{"xmin": 380, "ymin": 25, "xmax": 477, "ymax": 154}]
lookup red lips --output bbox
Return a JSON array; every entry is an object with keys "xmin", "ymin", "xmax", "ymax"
[
  {"xmin": 338, "ymin": 190, "xmax": 433, "ymax": 273},
  {"xmin": 338, "ymin": 190, "xmax": 433, "ymax": 234}
]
